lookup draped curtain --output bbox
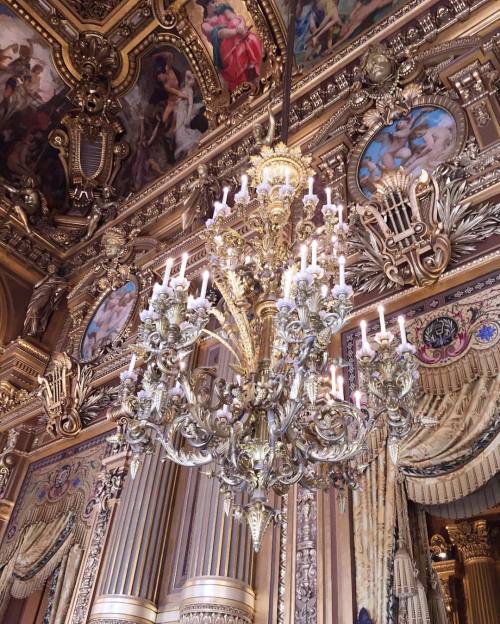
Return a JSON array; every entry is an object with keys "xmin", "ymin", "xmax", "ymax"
[
  {"xmin": 353, "ymin": 429, "xmax": 397, "ymax": 624},
  {"xmin": 352, "ymin": 352, "xmax": 500, "ymax": 622},
  {"xmin": 0, "ymin": 512, "xmax": 79, "ymax": 620}
]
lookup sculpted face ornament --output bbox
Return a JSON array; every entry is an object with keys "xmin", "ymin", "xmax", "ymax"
[{"xmin": 364, "ymin": 49, "xmax": 394, "ymax": 84}]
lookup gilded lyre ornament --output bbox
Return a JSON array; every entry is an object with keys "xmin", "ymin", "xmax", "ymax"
[
  {"xmin": 49, "ymin": 33, "xmax": 128, "ymax": 211},
  {"xmin": 353, "ymin": 169, "xmax": 450, "ymax": 288},
  {"xmin": 38, "ymin": 352, "xmax": 115, "ymax": 438},
  {"xmin": 350, "ymin": 166, "xmax": 500, "ymax": 292}
]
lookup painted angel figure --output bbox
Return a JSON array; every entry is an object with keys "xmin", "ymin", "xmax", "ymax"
[{"xmin": 23, "ymin": 264, "xmax": 67, "ymax": 339}]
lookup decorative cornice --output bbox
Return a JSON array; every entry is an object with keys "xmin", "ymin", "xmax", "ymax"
[{"xmin": 447, "ymin": 519, "xmax": 494, "ymax": 561}]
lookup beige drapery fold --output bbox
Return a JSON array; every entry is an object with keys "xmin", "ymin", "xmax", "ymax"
[
  {"xmin": 401, "ymin": 373, "xmax": 500, "ymax": 469},
  {"xmin": 0, "ymin": 512, "xmax": 74, "ymax": 618},
  {"xmin": 48, "ymin": 543, "xmax": 83, "ymax": 624},
  {"xmin": 352, "ymin": 372, "xmax": 500, "ymax": 622},
  {"xmin": 353, "ymin": 430, "xmax": 397, "ymax": 623}
]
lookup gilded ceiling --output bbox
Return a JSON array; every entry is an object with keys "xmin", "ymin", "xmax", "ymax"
[{"xmin": 0, "ymin": 0, "xmax": 499, "ymax": 275}]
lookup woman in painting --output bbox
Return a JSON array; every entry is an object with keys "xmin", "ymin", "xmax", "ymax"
[
  {"xmin": 197, "ymin": 0, "xmax": 263, "ymax": 92},
  {"xmin": 174, "ymin": 70, "xmax": 203, "ymax": 160}
]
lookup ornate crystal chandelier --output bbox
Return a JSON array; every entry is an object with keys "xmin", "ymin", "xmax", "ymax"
[{"xmin": 110, "ymin": 143, "xmax": 419, "ymax": 552}]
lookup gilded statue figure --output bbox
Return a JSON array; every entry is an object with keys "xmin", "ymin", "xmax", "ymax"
[
  {"xmin": 0, "ymin": 176, "xmax": 49, "ymax": 234},
  {"xmin": 181, "ymin": 164, "xmax": 221, "ymax": 232},
  {"xmin": 252, "ymin": 104, "xmax": 277, "ymax": 149},
  {"xmin": 23, "ymin": 264, "xmax": 67, "ymax": 339},
  {"xmin": 83, "ymin": 186, "xmax": 118, "ymax": 241}
]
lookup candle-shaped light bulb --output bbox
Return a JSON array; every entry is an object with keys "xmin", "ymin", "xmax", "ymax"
[
  {"xmin": 326, "ymin": 187, "xmax": 332, "ymax": 205},
  {"xmin": 338, "ymin": 203, "xmax": 343, "ymax": 227},
  {"xmin": 263, "ymin": 167, "xmax": 269, "ymax": 184},
  {"xmin": 321, "ymin": 284, "xmax": 328, "ymax": 298},
  {"xmin": 285, "ymin": 167, "xmax": 291, "ymax": 186},
  {"xmin": 200, "ymin": 270, "xmax": 210, "ymax": 299},
  {"xmin": 162, "ymin": 257, "xmax": 173, "ymax": 286},
  {"xmin": 222, "ymin": 186, "xmax": 229, "ymax": 204},
  {"xmin": 338, "ymin": 255, "xmax": 346, "ymax": 287},
  {"xmin": 128, "ymin": 353, "xmax": 136, "ymax": 373},
  {"xmin": 354, "ymin": 390, "xmax": 361, "ymax": 409},
  {"xmin": 398, "ymin": 315, "xmax": 407, "ymax": 345},
  {"xmin": 378, "ymin": 305, "xmax": 386, "ymax": 333},
  {"xmin": 337, "ymin": 375, "xmax": 344, "ymax": 401},
  {"xmin": 240, "ymin": 174, "xmax": 248, "ymax": 193},
  {"xmin": 360, "ymin": 320, "xmax": 369, "ymax": 348},
  {"xmin": 308, "ymin": 176, "xmax": 314, "ymax": 195},
  {"xmin": 283, "ymin": 270, "xmax": 292, "ymax": 299},
  {"xmin": 179, "ymin": 252, "xmax": 189, "ymax": 280},
  {"xmin": 330, "ymin": 364, "xmax": 336, "ymax": 395},
  {"xmin": 311, "ymin": 240, "xmax": 318, "ymax": 267},
  {"xmin": 300, "ymin": 244, "xmax": 308, "ymax": 273},
  {"xmin": 419, "ymin": 169, "xmax": 429, "ymax": 184}
]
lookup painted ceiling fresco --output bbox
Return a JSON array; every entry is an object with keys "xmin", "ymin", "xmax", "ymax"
[
  {"xmin": 0, "ymin": 5, "xmax": 68, "ymax": 209},
  {"xmin": 0, "ymin": 0, "xmax": 427, "ymax": 244}
]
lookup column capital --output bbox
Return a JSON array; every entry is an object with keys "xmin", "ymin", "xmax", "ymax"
[{"xmin": 447, "ymin": 520, "xmax": 493, "ymax": 561}]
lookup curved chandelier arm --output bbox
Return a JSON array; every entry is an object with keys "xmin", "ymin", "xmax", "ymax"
[
  {"xmin": 144, "ymin": 419, "xmax": 214, "ymax": 467},
  {"xmin": 200, "ymin": 327, "xmax": 243, "ymax": 367}
]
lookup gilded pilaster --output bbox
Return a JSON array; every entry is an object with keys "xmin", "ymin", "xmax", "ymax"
[
  {"xmin": 179, "ymin": 344, "xmax": 255, "ymax": 622},
  {"xmin": 89, "ymin": 443, "xmax": 178, "ymax": 624},
  {"xmin": 447, "ymin": 520, "xmax": 499, "ymax": 624}
]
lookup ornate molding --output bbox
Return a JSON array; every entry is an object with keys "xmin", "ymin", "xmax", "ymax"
[
  {"xmin": 295, "ymin": 488, "xmax": 317, "ymax": 624},
  {"xmin": 72, "ymin": 463, "xmax": 127, "ymax": 624},
  {"xmin": 447, "ymin": 519, "xmax": 494, "ymax": 561},
  {"xmin": 180, "ymin": 604, "xmax": 252, "ymax": 624},
  {"xmin": 38, "ymin": 353, "xmax": 117, "ymax": 437}
]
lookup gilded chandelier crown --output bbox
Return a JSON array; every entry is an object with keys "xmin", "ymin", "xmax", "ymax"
[{"xmin": 110, "ymin": 144, "xmax": 419, "ymax": 552}]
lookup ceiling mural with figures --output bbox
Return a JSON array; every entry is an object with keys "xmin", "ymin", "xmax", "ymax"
[
  {"xmin": 278, "ymin": 0, "xmax": 406, "ymax": 68},
  {"xmin": 0, "ymin": 0, "xmax": 497, "ymax": 267},
  {"xmin": 117, "ymin": 44, "xmax": 208, "ymax": 195},
  {"xmin": 0, "ymin": 5, "xmax": 68, "ymax": 215}
]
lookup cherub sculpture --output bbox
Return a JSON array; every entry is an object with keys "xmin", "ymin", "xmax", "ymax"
[
  {"xmin": 0, "ymin": 176, "xmax": 49, "ymax": 234},
  {"xmin": 252, "ymin": 103, "xmax": 277, "ymax": 149},
  {"xmin": 83, "ymin": 186, "xmax": 118, "ymax": 241}
]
